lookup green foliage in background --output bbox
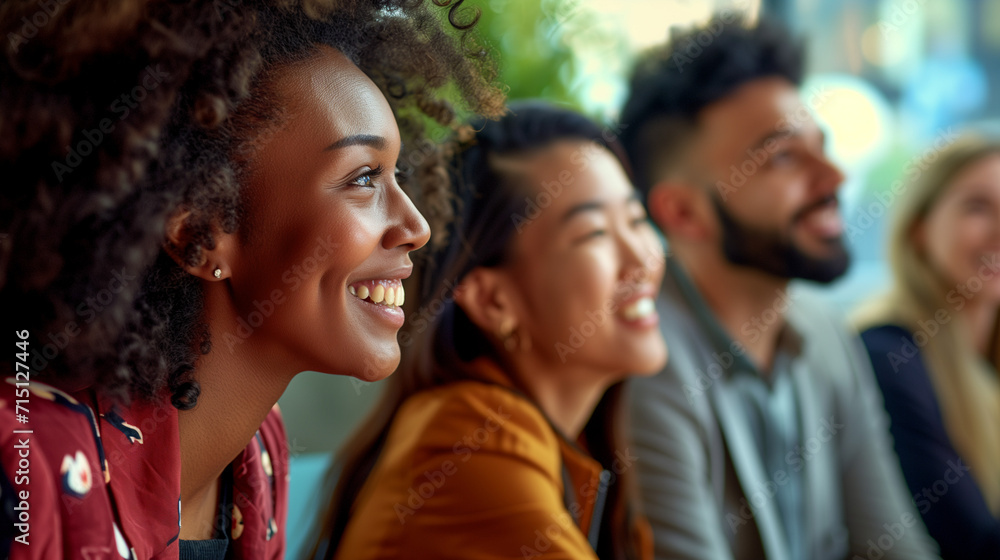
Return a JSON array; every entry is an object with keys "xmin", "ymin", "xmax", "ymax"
[
  {"xmin": 471, "ymin": 0, "xmax": 627, "ymax": 116},
  {"xmin": 477, "ymin": 0, "xmax": 579, "ymax": 105}
]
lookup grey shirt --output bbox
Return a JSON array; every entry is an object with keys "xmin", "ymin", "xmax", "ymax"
[
  {"xmin": 729, "ymin": 349, "xmax": 803, "ymax": 560},
  {"xmin": 671, "ymin": 258, "xmax": 804, "ymax": 558},
  {"xmin": 626, "ymin": 259, "xmax": 940, "ymax": 560}
]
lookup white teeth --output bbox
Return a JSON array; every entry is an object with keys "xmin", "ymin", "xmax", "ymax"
[
  {"xmin": 622, "ymin": 297, "xmax": 655, "ymax": 321},
  {"xmin": 348, "ymin": 282, "xmax": 405, "ymax": 308}
]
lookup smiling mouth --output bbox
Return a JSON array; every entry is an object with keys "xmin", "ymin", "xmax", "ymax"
[
  {"xmin": 349, "ymin": 279, "xmax": 405, "ymax": 308},
  {"xmin": 621, "ymin": 297, "xmax": 656, "ymax": 321},
  {"xmin": 795, "ymin": 195, "xmax": 842, "ymax": 238},
  {"xmin": 795, "ymin": 195, "xmax": 838, "ymax": 218}
]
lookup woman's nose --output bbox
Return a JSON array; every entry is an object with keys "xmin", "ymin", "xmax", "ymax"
[{"xmin": 383, "ymin": 182, "xmax": 431, "ymax": 252}]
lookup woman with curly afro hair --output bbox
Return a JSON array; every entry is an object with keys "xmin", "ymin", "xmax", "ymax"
[{"xmin": 0, "ymin": 0, "xmax": 503, "ymax": 558}]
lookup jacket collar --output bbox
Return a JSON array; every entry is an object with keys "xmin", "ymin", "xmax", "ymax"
[
  {"xmin": 463, "ymin": 358, "xmax": 608, "ymax": 539},
  {"xmin": 665, "ymin": 257, "xmax": 805, "ymax": 380}
]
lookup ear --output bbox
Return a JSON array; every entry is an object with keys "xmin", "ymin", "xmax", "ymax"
[
  {"xmin": 163, "ymin": 208, "xmax": 238, "ymax": 281},
  {"xmin": 647, "ymin": 181, "xmax": 712, "ymax": 241},
  {"xmin": 453, "ymin": 267, "xmax": 521, "ymax": 339}
]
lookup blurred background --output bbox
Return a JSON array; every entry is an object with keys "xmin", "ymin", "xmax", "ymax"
[{"xmin": 282, "ymin": 0, "xmax": 1000, "ymax": 554}]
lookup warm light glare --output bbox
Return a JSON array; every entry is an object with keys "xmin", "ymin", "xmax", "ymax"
[
  {"xmin": 861, "ymin": 23, "xmax": 909, "ymax": 66},
  {"xmin": 601, "ymin": 0, "xmax": 762, "ymax": 51},
  {"xmin": 803, "ymin": 75, "xmax": 892, "ymax": 168}
]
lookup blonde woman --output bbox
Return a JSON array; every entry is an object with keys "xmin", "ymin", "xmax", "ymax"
[{"xmin": 856, "ymin": 134, "xmax": 1000, "ymax": 559}]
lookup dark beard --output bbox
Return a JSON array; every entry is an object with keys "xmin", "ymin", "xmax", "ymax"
[{"xmin": 710, "ymin": 194, "xmax": 850, "ymax": 284}]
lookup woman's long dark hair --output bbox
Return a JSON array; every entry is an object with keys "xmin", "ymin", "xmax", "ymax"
[{"xmin": 314, "ymin": 101, "xmax": 645, "ymax": 560}]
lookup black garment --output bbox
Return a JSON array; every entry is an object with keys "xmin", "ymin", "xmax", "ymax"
[
  {"xmin": 179, "ymin": 538, "xmax": 228, "ymax": 560},
  {"xmin": 861, "ymin": 324, "xmax": 1000, "ymax": 560}
]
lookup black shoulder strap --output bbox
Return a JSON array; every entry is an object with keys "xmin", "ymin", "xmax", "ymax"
[
  {"xmin": 561, "ymin": 461, "xmax": 611, "ymax": 552},
  {"xmin": 561, "ymin": 461, "xmax": 578, "ymax": 523}
]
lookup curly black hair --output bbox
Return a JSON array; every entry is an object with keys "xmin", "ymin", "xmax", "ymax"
[
  {"xmin": 619, "ymin": 13, "xmax": 804, "ymax": 194},
  {"xmin": 0, "ymin": 0, "xmax": 504, "ymax": 409}
]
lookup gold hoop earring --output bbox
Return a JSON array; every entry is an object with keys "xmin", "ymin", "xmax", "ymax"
[{"xmin": 497, "ymin": 317, "xmax": 517, "ymax": 352}]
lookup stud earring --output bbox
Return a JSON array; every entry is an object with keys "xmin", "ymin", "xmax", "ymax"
[{"xmin": 213, "ymin": 267, "xmax": 222, "ymax": 279}]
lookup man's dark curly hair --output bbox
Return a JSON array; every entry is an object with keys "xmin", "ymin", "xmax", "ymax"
[
  {"xmin": 619, "ymin": 13, "xmax": 804, "ymax": 194},
  {"xmin": 0, "ymin": 0, "xmax": 505, "ymax": 409}
]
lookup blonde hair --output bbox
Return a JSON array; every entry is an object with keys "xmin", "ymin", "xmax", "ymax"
[{"xmin": 855, "ymin": 133, "xmax": 1000, "ymax": 515}]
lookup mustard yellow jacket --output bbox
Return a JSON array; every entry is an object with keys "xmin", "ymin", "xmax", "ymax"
[{"xmin": 335, "ymin": 361, "xmax": 652, "ymax": 559}]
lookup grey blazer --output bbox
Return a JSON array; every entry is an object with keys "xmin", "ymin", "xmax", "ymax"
[{"xmin": 626, "ymin": 261, "xmax": 940, "ymax": 560}]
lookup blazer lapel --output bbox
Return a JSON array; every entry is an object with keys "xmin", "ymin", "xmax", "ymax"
[{"xmin": 711, "ymin": 382, "xmax": 790, "ymax": 560}]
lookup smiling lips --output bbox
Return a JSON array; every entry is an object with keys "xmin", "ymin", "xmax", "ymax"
[
  {"xmin": 349, "ymin": 279, "xmax": 405, "ymax": 308},
  {"xmin": 797, "ymin": 196, "xmax": 843, "ymax": 238},
  {"xmin": 621, "ymin": 296, "xmax": 656, "ymax": 321}
]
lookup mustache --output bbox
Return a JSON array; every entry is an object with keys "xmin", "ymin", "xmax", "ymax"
[{"xmin": 792, "ymin": 195, "xmax": 838, "ymax": 223}]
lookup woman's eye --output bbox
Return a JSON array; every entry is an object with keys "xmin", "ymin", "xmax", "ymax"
[
  {"xmin": 631, "ymin": 216, "xmax": 651, "ymax": 227},
  {"xmin": 349, "ymin": 165, "xmax": 384, "ymax": 188},
  {"xmin": 770, "ymin": 150, "xmax": 794, "ymax": 165},
  {"xmin": 964, "ymin": 200, "xmax": 990, "ymax": 214}
]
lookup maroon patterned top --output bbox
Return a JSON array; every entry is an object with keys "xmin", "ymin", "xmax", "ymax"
[{"xmin": 0, "ymin": 378, "xmax": 288, "ymax": 559}]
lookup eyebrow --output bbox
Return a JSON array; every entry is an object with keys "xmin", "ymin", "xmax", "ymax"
[
  {"xmin": 560, "ymin": 192, "xmax": 642, "ymax": 224},
  {"xmin": 749, "ymin": 127, "xmax": 826, "ymax": 152},
  {"xmin": 749, "ymin": 129, "xmax": 794, "ymax": 151},
  {"xmin": 325, "ymin": 134, "xmax": 387, "ymax": 151}
]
